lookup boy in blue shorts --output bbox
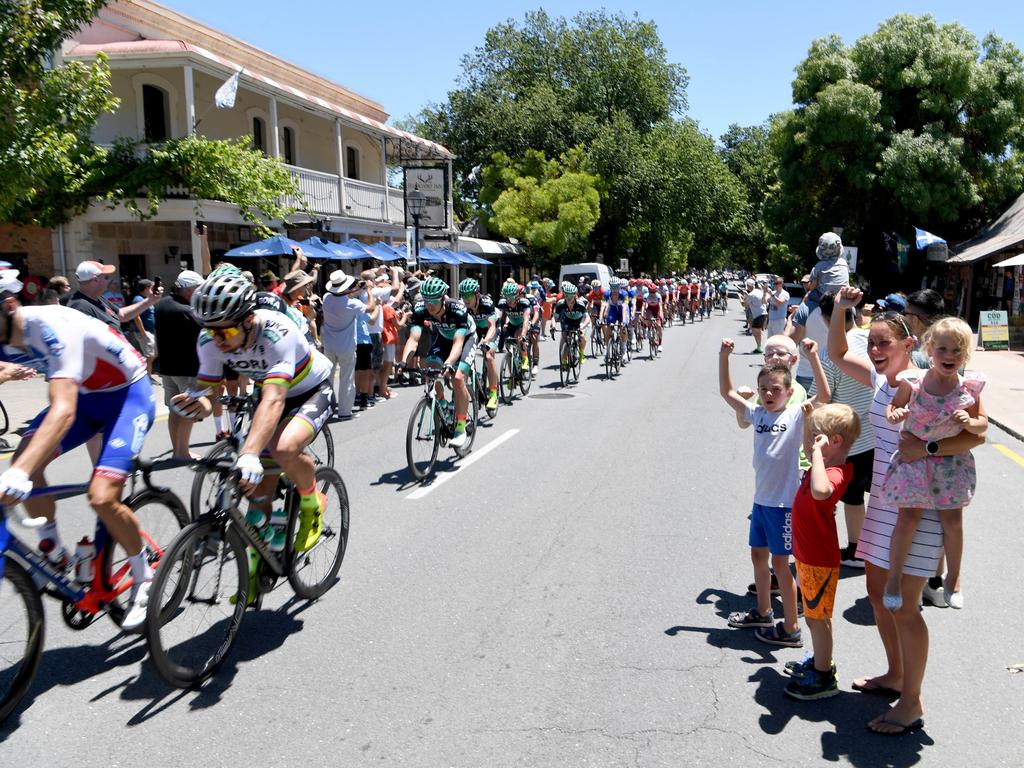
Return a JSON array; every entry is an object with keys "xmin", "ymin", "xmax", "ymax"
[{"xmin": 718, "ymin": 336, "xmax": 830, "ymax": 647}]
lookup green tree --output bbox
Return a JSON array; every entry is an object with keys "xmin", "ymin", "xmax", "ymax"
[
  {"xmin": 1, "ymin": 0, "xmax": 298, "ymax": 232},
  {"xmin": 770, "ymin": 14, "xmax": 1024, "ymax": 279},
  {"xmin": 482, "ymin": 148, "xmax": 601, "ymax": 269}
]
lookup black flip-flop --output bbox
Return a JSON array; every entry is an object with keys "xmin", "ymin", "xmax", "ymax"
[
  {"xmin": 852, "ymin": 680, "xmax": 901, "ymax": 697},
  {"xmin": 868, "ymin": 717, "xmax": 924, "ymax": 736}
]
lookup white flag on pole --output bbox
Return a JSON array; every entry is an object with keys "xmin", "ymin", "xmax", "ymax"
[{"xmin": 214, "ymin": 70, "xmax": 242, "ymax": 109}]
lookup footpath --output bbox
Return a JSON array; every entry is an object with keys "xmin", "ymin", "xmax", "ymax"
[{"xmin": 1, "ymin": 344, "xmax": 1022, "ymax": 454}]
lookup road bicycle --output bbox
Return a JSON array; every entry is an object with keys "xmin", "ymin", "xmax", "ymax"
[
  {"xmin": 190, "ymin": 393, "xmax": 335, "ymax": 519},
  {"xmin": 559, "ymin": 328, "xmax": 584, "ymax": 387},
  {"xmin": 405, "ymin": 366, "xmax": 479, "ymax": 482},
  {"xmin": 648, "ymin": 321, "xmax": 662, "ymax": 359},
  {"xmin": 145, "ymin": 455, "xmax": 348, "ymax": 688},
  {"xmin": 0, "ymin": 459, "xmax": 188, "ymax": 721},
  {"xmin": 498, "ymin": 332, "xmax": 533, "ymax": 405},
  {"xmin": 473, "ymin": 344, "xmax": 499, "ymax": 422},
  {"xmin": 589, "ymin": 318, "xmax": 605, "ymax": 359},
  {"xmin": 603, "ymin": 323, "xmax": 625, "ymax": 379}
]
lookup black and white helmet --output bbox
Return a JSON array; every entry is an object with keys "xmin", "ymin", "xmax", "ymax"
[{"xmin": 190, "ymin": 272, "xmax": 256, "ymax": 325}]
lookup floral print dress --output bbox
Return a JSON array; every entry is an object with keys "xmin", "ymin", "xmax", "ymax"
[{"xmin": 880, "ymin": 370, "xmax": 985, "ymax": 510}]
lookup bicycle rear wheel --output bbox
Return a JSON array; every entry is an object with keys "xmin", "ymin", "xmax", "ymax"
[
  {"xmin": 518, "ymin": 350, "xmax": 533, "ymax": 395},
  {"xmin": 286, "ymin": 466, "xmax": 349, "ymax": 599},
  {"xmin": 406, "ymin": 397, "xmax": 440, "ymax": 481},
  {"xmin": 104, "ymin": 489, "xmax": 190, "ymax": 628},
  {"xmin": 145, "ymin": 520, "xmax": 248, "ymax": 688},
  {"xmin": 453, "ymin": 379, "xmax": 479, "ymax": 459},
  {"xmin": 0, "ymin": 559, "xmax": 44, "ymax": 724},
  {"xmin": 190, "ymin": 439, "xmax": 235, "ymax": 520},
  {"xmin": 307, "ymin": 423, "xmax": 334, "ymax": 468}
]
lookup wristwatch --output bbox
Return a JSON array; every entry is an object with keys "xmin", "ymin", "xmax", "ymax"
[{"xmin": 925, "ymin": 440, "xmax": 939, "ymax": 456}]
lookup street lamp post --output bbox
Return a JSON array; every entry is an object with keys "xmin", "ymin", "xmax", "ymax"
[{"xmin": 407, "ymin": 189, "xmax": 426, "ymax": 272}]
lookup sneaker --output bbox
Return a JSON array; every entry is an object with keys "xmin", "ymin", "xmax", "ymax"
[
  {"xmin": 840, "ymin": 544, "xmax": 865, "ymax": 568},
  {"xmin": 450, "ymin": 429, "xmax": 468, "ymax": 448},
  {"xmin": 784, "ymin": 655, "xmax": 836, "ymax": 678},
  {"xmin": 785, "ymin": 666, "xmax": 839, "ymax": 700},
  {"xmin": 727, "ymin": 608, "xmax": 774, "ymax": 629},
  {"xmin": 747, "ymin": 573, "xmax": 781, "ymax": 596},
  {"xmin": 944, "ymin": 579, "xmax": 963, "ymax": 609},
  {"xmin": 531, "ymin": 364, "xmax": 539, "ymax": 375},
  {"xmin": 121, "ymin": 579, "xmax": 151, "ymax": 631},
  {"xmin": 922, "ymin": 580, "xmax": 947, "ymax": 608},
  {"xmin": 755, "ymin": 621, "xmax": 803, "ymax": 648},
  {"xmin": 294, "ymin": 493, "xmax": 325, "ymax": 552}
]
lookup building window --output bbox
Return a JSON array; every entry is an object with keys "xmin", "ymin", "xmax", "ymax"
[
  {"xmin": 282, "ymin": 126, "xmax": 295, "ymax": 165},
  {"xmin": 142, "ymin": 84, "xmax": 169, "ymax": 141},
  {"xmin": 345, "ymin": 145, "xmax": 360, "ymax": 180},
  {"xmin": 252, "ymin": 116, "xmax": 266, "ymax": 154}
]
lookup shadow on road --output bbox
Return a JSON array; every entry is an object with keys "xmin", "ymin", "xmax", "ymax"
[
  {"xmin": 750, "ymin": 665, "xmax": 933, "ymax": 766},
  {"xmin": 121, "ymin": 597, "xmax": 308, "ymax": 725}
]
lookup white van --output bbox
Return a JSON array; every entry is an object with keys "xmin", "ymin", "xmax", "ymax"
[{"xmin": 559, "ymin": 262, "xmax": 613, "ymax": 291}]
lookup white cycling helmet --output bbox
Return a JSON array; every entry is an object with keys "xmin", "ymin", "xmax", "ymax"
[{"xmin": 191, "ymin": 272, "xmax": 257, "ymax": 325}]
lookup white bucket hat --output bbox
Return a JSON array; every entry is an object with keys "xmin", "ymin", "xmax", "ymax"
[{"xmin": 326, "ymin": 270, "xmax": 358, "ymax": 295}]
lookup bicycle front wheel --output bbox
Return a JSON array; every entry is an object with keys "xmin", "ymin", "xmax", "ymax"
[
  {"xmin": 406, "ymin": 397, "xmax": 440, "ymax": 481},
  {"xmin": 518, "ymin": 351, "xmax": 533, "ymax": 395},
  {"xmin": 104, "ymin": 489, "xmax": 189, "ymax": 628},
  {"xmin": 0, "ymin": 559, "xmax": 44, "ymax": 724},
  {"xmin": 499, "ymin": 353, "xmax": 515, "ymax": 405},
  {"xmin": 287, "ymin": 465, "xmax": 350, "ymax": 599},
  {"xmin": 568, "ymin": 340, "xmax": 580, "ymax": 384},
  {"xmin": 146, "ymin": 520, "xmax": 248, "ymax": 688}
]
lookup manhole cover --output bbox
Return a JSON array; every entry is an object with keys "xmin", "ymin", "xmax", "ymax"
[{"xmin": 528, "ymin": 392, "xmax": 575, "ymax": 400}]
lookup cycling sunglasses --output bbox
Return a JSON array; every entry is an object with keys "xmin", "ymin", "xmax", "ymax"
[
  {"xmin": 424, "ymin": 297, "xmax": 443, "ymax": 305},
  {"xmin": 206, "ymin": 323, "xmax": 244, "ymax": 340}
]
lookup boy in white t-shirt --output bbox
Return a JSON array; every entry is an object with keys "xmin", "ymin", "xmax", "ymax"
[{"xmin": 718, "ymin": 336, "xmax": 831, "ymax": 648}]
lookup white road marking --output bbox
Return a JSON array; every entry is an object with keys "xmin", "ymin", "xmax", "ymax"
[{"xmin": 406, "ymin": 428, "xmax": 520, "ymax": 500}]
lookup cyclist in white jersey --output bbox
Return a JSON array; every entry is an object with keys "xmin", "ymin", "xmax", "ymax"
[
  {"xmin": 170, "ymin": 273, "xmax": 334, "ymax": 552},
  {"xmin": 0, "ymin": 272, "xmax": 156, "ymax": 629}
]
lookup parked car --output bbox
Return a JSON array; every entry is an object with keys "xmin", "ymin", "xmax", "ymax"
[{"xmin": 783, "ymin": 282, "xmax": 805, "ymax": 308}]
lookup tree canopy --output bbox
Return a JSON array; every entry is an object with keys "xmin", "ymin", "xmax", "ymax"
[
  {"xmin": 0, "ymin": 0, "xmax": 297, "ymax": 231},
  {"xmin": 405, "ymin": 9, "xmax": 746, "ymax": 272},
  {"xmin": 768, "ymin": 14, "xmax": 1024, "ymax": 275}
]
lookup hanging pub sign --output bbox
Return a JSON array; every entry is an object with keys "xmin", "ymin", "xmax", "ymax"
[
  {"xmin": 978, "ymin": 310, "xmax": 1010, "ymax": 351},
  {"xmin": 926, "ymin": 242, "xmax": 948, "ymax": 261},
  {"xmin": 403, "ymin": 167, "xmax": 448, "ymax": 230}
]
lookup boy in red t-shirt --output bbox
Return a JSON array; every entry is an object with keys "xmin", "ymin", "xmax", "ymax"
[{"xmin": 784, "ymin": 402, "xmax": 859, "ymax": 701}]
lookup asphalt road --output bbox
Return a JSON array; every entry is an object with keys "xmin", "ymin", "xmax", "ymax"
[{"xmin": 2, "ymin": 310, "xmax": 1023, "ymax": 767}]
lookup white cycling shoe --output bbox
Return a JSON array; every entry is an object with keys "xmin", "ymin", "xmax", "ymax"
[
  {"xmin": 121, "ymin": 579, "xmax": 152, "ymax": 631},
  {"xmin": 449, "ymin": 430, "xmax": 468, "ymax": 448}
]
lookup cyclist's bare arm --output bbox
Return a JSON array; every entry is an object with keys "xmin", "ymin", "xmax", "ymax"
[
  {"xmin": 11, "ymin": 378, "xmax": 79, "ymax": 478},
  {"xmin": 401, "ymin": 327, "xmax": 422, "ymax": 365}
]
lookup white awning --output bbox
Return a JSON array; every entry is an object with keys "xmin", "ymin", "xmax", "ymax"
[
  {"xmin": 992, "ymin": 253, "xmax": 1024, "ymax": 268},
  {"xmin": 457, "ymin": 236, "xmax": 525, "ymax": 256}
]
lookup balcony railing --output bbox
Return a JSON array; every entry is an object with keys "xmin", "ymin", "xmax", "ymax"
[{"xmin": 284, "ymin": 164, "xmax": 409, "ymax": 224}]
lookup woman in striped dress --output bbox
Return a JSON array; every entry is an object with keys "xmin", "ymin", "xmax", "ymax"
[{"xmin": 828, "ymin": 286, "xmax": 985, "ymax": 734}]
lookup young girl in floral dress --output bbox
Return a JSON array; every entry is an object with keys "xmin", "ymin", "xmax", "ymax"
[{"xmin": 881, "ymin": 317, "xmax": 987, "ymax": 611}]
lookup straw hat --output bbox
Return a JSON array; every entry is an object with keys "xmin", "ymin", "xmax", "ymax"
[{"xmin": 326, "ymin": 269, "xmax": 358, "ymax": 295}]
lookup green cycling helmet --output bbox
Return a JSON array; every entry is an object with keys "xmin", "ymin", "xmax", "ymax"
[
  {"xmin": 458, "ymin": 278, "xmax": 480, "ymax": 296},
  {"xmin": 419, "ymin": 276, "xmax": 449, "ymax": 300},
  {"xmin": 501, "ymin": 281, "xmax": 520, "ymax": 298},
  {"xmin": 561, "ymin": 281, "xmax": 578, "ymax": 295}
]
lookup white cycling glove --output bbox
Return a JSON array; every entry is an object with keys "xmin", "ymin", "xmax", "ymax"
[
  {"xmin": 0, "ymin": 467, "xmax": 33, "ymax": 502},
  {"xmin": 233, "ymin": 453, "xmax": 264, "ymax": 486}
]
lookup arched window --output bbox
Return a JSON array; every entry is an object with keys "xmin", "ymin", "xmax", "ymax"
[
  {"xmin": 282, "ymin": 125, "xmax": 296, "ymax": 165},
  {"xmin": 142, "ymin": 85, "xmax": 169, "ymax": 141},
  {"xmin": 252, "ymin": 116, "xmax": 266, "ymax": 154},
  {"xmin": 345, "ymin": 145, "xmax": 360, "ymax": 180}
]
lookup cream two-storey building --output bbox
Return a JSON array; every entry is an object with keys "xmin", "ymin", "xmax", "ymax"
[{"xmin": 3, "ymin": 0, "xmax": 453, "ymax": 286}]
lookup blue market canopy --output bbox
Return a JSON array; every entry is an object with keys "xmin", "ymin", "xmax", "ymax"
[
  {"xmin": 364, "ymin": 241, "xmax": 403, "ymax": 262},
  {"xmin": 418, "ymin": 247, "xmax": 461, "ymax": 265},
  {"xmin": 225, "ymin": 234, "xmax": 304, "ymax": 258},
  {"xmin": 437, "ymin": 248, "xmax": 492, "ymax": 266},
  {"xmin": 297, "ymin": 237, "xmax": 339, "ymax": 259},
  {"xmin": 312, "ymin": 239, "xmax": 373, "ymax": 260}
]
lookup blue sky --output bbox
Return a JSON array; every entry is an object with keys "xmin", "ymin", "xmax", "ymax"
[{"xmin": 160, "ymin": 0, "xmax": 1024, "ymax": 141}]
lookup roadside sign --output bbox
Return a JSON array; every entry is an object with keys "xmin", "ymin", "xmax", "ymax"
[
  {"xmin": 979, "ymin": 310, "xmax": 1010, "ymax": 350},
  {"xmin": 619, "ymin": 258, "xmax": 629, "ymax": 272}
]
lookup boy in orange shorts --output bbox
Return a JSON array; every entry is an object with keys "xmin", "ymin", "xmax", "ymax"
[{"xmin": 784, "ymin": 402, "xmax": 859, "ymax": 700}]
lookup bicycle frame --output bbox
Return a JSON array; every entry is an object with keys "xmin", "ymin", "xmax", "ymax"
[{"xmin": 1, "ymin": 486, "xmax": 131, "ymax": 614}]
